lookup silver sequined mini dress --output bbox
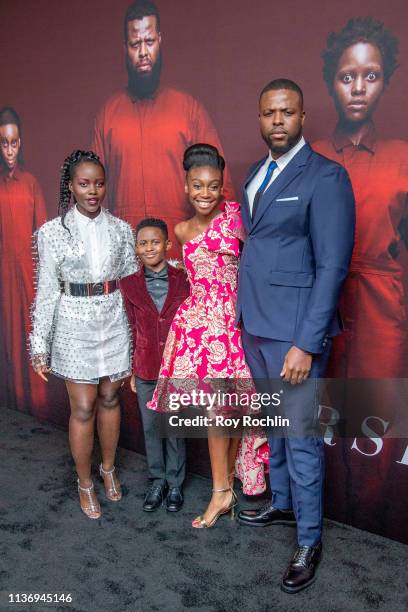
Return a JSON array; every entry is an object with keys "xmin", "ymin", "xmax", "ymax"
[{"xmin": 29, "ymin": 207, "xmax": 137, "ymax": 383}]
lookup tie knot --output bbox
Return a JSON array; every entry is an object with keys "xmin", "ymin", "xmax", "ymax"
[
  {"xmin": 259, "ymin": 160, "xmax": 277, "ymax": 191},
  {"xmin": 267, "ymin": 160, "xmax": 278, "ymax": 171}
]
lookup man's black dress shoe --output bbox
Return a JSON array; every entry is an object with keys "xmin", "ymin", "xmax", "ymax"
[
  {"xmin": 281, "ymin": 543, "xmax": 322, "ymax": 593},
  {"xmin": 166, "ymin": 487, "xmax": 184, "ymax": 512},
  {"xmin": 143, "ymin": 483, "xmax": 167, "ymax": 512},
  {"xmin": 237, "ymin": 502, "xmax": 296, "ymax": 527}
]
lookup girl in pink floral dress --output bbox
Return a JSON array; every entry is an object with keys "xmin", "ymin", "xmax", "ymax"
[{"xmin": 148, "ymin": 144, "xmax": 266, "ymax": 527}]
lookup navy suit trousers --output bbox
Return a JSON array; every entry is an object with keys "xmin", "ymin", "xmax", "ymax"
[{"xmin": 242, "ymin": 327, "xmax": 331, "ymax": 546}]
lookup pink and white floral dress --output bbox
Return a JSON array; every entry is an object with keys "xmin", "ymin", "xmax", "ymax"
[{"xmin": 148, "ymin": 201, "xmax": 267, "ymax": 494}]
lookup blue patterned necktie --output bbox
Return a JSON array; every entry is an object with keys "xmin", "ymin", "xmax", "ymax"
[{"xmin": 252, "ymin": 160, "xmax": 278, "ymax": 219}]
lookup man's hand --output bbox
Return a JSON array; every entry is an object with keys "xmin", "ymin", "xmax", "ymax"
[
  {"xmin": 130, "ymin": 374, "xmax": 137, "ymax": 393},
  {"xmin": 280, "ymin": 346, "xmax": 313, "ymax": 385}
]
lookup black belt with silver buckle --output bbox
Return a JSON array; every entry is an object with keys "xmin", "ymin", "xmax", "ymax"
[{"xmin": 61, "ymin": 280, "xmax": 119, "ymax": 297}]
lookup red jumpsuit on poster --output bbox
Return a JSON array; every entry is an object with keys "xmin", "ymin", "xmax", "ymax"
[
  {"xmin": 313, "ymin": 124, "xmax": 408, "ymax": 379},
  {"xmin": 314, "ymin": 17, "xmax": 408, "ymax": 542},
  {"xmin": 0, "ymin": 167, "xmax": 47, "ymax": 410},
  {"xmin": 92, "ymin": 87, "xmax": 234, "ymax": 256},
  {"xmin": 314, "ymin": 127, "xmax": 408, "ymax": 541}
]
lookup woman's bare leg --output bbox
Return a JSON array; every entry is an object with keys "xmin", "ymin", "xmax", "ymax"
[
  {"xmin": 228, "ymin": 436, "xmax": 241, "ymax": 485},
  {"xmin": 66, "ymin": 381, "xmax": 98, "ymax": 487},
  {"xmin": 192, "ymin": 432, "xmax": 236, "ymax": 526},
  {"xmin": 96, "ymin": 378, "xmax": 123, "ymax": 500},
  {"xmin": 66, "ymin": 381, "xmax": 100, "ymax": 518},
  {"xmin": 96, "ymin": 378, "xmax": 122, "ymax": 470}
]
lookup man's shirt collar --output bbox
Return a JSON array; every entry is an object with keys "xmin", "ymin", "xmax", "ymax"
[{"xmin": 268, "ymin": 136, "xmax": 306, "ymax": 170}]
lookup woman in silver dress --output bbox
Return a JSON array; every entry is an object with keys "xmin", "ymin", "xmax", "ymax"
[{"xmin": 30, "ymin": 150, "xmax": 137, "ymax": 519}]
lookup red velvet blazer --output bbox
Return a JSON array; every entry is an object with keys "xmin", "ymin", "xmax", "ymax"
[{"xmin": 120, "ymin": 265, "xmax": 190, "ymax": 380}]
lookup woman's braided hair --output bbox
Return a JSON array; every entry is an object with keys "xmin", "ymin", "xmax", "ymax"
[{"xmin": 59, "ymin": 149, "xmax": 105, "ymax": 231}]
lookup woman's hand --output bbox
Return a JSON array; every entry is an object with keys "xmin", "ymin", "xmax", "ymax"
[
  {"xmin": 33, "ymin": 355, "xmax": 51, "ymax": 382},
  {"xmin": 130, "ymin": 374, "xmax": 137, "ymax": 393}
]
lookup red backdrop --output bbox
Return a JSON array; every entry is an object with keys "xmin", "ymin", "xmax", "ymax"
[
  {"xmin": 1, "ymin": 0, "xmax": 407, "ymax": 543},
  {"xmin": 1, "ymin": 0, "xmax": 408, "ymax": 207}
]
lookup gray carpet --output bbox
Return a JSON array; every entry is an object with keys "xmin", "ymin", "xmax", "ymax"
[{"xmin": 0, "ymin": 407, "xmax": 407, "ymax": 612}]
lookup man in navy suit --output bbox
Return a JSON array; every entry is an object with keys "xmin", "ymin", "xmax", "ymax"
[{"xmin": 236, "ymin": 79, "xmax": 355, "ymax": 593}]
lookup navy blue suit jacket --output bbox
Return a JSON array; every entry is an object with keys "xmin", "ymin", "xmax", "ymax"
[{"xmin": 236, "ymin": 142, "xmax": 356, "ymax": 354}]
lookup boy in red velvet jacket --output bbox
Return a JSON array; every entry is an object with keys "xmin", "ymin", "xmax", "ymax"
[{"xmin": 120, "ymin": 218, "xmax": 189, "ymax": 512}]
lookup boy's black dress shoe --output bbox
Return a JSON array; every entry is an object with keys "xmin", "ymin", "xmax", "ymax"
[
  {"xmin": 143, "ymin": 483, "xmax": 167, "ymax": 512},
  {"xmin": 281, "ymin": 543, "xmax": 322, "ymax": 593},
  {"xmin": 166, "ymin": 487, "xmax": 184, "ymax": 512},
  {"xmin": 237, "ymin": 502, "xmax": 296, "ymax": 526}
]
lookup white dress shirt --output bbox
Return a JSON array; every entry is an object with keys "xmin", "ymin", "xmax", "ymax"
[
  {"xmin": 74, "ymin": 205, "xmax": 110, "ymax": 282},
  {"xmin": 246, "ymin": 136, "xmax": 306, "ymax": 214}
]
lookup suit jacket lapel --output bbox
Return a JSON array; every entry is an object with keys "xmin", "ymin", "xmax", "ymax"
[
  {"xmin": 66, "ymin": 208, "xmax": 89, "ymax": 268},
  {"xmin": 140, "ymin": 271, "xmax": 159, "ymax": 313},
  {"xmin": 251, "ymin": 144, "xmax": 312, "ymax": 231},
  {"xmin": 242, "ymin": 157, "xmax": 267, "ymax": 229},
  {"xmin": 103, "ymin": 209, "xmax": 121, "ymax": 275},
  {"xmin": 161, "ymin": 265, "xmax": 178, "ymax": 315},
  {"xmin": 124, "ymin": 268, "xmax": 157, "ymax": 312}
]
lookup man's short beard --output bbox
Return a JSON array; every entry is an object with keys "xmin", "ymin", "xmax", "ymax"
[
  {"xmin": 262, "ymin": 129, "xmax": 302, "ymax": 156},
  {"xmin": 127, "ymin": 53, "xmax": 162, "ymax": 100}
]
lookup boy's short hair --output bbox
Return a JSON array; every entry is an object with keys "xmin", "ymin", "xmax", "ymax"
[{"xmin": 136, "ymin": 217, "xmax": 168, "ymax": 240}]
